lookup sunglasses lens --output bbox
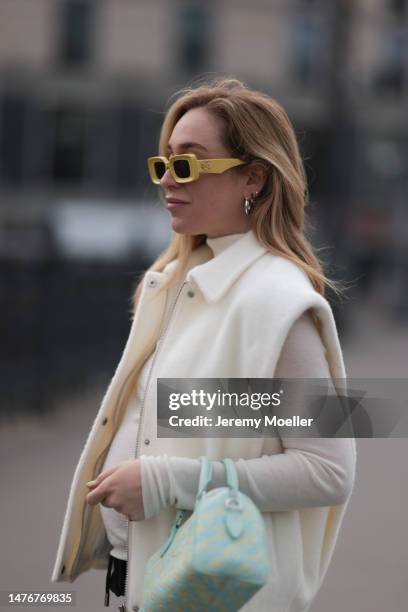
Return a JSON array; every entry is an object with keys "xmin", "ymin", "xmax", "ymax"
[
  {"xmin": 153, "ymin": 161, "xmax": 166, "ymax": 179},
  {"xmin": 173, "ymin": 159, "xmax": 191, "ymax": 179}
]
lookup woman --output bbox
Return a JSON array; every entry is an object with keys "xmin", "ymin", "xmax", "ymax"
[{"xmin": 51, "ymin": 77, "xmax": 356, "ymax": 612}]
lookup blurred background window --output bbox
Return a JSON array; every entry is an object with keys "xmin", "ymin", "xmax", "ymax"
[
  {"xmin": 51, "ymin": 103, "xmax": 89, "ymax": 183},
  {"xmin": 114, "ymin": 101, "xmax": 143, "ymax": 193},
  {"xmin": 291, "ymin": 12, "xmax": 325, "ymax": 86},
  {"xmin": 373, "ymin": 28, "xmax": 406, "ymax": 96},
  {"xmin": 58, "ymin": 0, "xmax": 93, "ymax": 67},
  {"xmin": 177, "ymin": 2, "xmax": 212, "ymax": 74},
  {"xmin": 389, "ymin": 0, "xmax": 406, "ymax": 16},
  {"xmin": 0, "ymin": 91, "xmax": 27, "ymax": 185}
]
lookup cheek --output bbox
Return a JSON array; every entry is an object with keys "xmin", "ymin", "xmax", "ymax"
[
  {"xmin": 189, "ymin": 177, "xmax": 243, "ymax": 216},
  {"xmin": 189, "ymin": 180, "xmax": 216, "ymax": 206},
  {"xmin": 195, "ymin": 177, "xmax": 233, "ymax": 200}
]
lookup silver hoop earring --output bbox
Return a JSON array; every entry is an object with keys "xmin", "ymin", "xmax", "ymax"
[
  {"xmin": 244, "ymin": 192, "xmax": 258, "ymax": 216},
  {"xmin": 244, "ymin": 197, "xmax": 252, "ymax": 216}
]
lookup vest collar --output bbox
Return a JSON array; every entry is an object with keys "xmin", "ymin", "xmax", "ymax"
[{"xmin": 186, "ymin": 230, "xmax": 267, "ymax": 303}]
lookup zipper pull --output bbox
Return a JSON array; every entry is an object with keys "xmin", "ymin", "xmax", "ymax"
[
  {"xmin": 159, "ymin": 510, "xmax": 186, "ymax": 557},
  {"xmin": 175, "ymin": 509, "xmax": 185, "ymax": 528}
]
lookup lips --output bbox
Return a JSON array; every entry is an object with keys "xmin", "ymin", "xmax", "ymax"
[
  {"xmin": 165, "ymin": 197, "xmax": 189, "ymax": 204},
  {"xmin": 165, "ymin": 197, "xmax": 190, "ymax": 210}
]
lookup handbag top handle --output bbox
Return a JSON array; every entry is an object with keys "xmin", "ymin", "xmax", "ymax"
[
  {"xmin": 197, "ymin": 456, "xmax": 213, "ymax": 500},
  {"xmin": 222, "ymin": 458, "xmax": 239, "ymax": 491},
  {"xmin": 196, "ymin": 456, "xmax": 239, "ymax": 502}
]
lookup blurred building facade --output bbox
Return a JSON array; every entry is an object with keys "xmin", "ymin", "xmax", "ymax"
[
  {"xmin": 1, "ymin": 0, "xmax": 407, "ymax": 415},
  {"xmin": 0, "ymin": 0, "xmax": 406, "ymax": 211}
]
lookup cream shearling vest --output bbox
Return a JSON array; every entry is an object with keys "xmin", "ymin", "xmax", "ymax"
[{"xmin": 51, "ymin": 230, "xmax": 356, "ymax": 612}]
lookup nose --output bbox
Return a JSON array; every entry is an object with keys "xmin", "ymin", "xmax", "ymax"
[{"xmin": 159, "ymin": 168, "xmax": 178, "ymax": 189}]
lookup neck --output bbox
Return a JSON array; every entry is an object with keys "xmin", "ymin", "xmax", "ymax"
[{"xmin": 206, "ymin": 227, "xmax": 251, "ymax": 239}]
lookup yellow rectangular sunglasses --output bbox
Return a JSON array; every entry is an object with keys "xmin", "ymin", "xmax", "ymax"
[{"xmin": 147, "ymin": 153, "xmax": 245, "ymax": 184}]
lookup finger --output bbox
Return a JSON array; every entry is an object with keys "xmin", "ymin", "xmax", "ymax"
[
  {"xmin": 86, "ymin": 483, "xmax": 109, "ymax": 506},
  {"xmin": 92, "ymin": 466, "xmax": 117, "ymax": 487}
]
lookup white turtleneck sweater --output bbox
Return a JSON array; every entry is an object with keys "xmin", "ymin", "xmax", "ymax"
[{"xmin": 100, "ymin": 232, "xmax": 352, "ymax": 560}]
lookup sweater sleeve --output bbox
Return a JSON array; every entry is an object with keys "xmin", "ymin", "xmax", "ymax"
[{"xmin": 140, "ymin": 310, "xmax": 356, "ymax": 519}]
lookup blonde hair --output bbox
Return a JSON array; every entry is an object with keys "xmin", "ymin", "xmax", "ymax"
[
  {"xmin": 120, "ymin": 76, "xmax": 344, "ymax": 412},
  {"xmin": 133, "ymin": 76, "xmax": 342, "ymax": 305}
]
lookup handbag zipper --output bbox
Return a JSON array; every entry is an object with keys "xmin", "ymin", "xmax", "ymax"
[{"xmin": 120, "ymin": 279, "xmax": 188, "ymax": 612}]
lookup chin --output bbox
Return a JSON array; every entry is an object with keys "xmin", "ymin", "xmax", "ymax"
[{"xmin": 170, "ymin": 219, "xmax": 204, "ymax": 236}]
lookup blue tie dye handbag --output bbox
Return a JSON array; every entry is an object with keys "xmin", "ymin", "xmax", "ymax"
[{"xmin": 140, "ymin": 456, "xmax": 270, "ymax": 612}]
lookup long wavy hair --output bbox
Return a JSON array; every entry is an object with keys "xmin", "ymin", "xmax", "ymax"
[
  {"xmin": 118, "ymin": 77, "xmax": 343, "ymax": 414},
  {"xmin": 132, "ymin": 76, "xmax": 341, "ymax": 308}
]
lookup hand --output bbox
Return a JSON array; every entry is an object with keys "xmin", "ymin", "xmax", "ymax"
[{"xmin": 86, "ymin": 459, "xmax": 145, "ymax": 521}]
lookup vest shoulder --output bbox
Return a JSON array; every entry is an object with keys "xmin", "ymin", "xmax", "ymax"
[{"xmin": 236, "ymin": 253, "xmax": 337, "ymax": 341}]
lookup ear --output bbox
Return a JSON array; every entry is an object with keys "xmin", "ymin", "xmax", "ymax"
[{"xmin": 244, "ymin": 161, "xmax": 268, "ymax": 195}]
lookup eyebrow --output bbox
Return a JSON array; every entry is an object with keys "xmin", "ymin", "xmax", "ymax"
[{"xmin": 167, "ymin": 141, "xmax": 209, "ymax": 153}]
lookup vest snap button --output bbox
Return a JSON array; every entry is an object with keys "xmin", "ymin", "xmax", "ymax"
[
  {"xmin": 187, "ymin": 290, "xmax": 195, "ymax": 298},
  {"xmin": 144, "ymin": 438, "xmax": 150, "ymax": 445},
  {"xmin": 102, "ymin": 417, "xmax": 108, "ymax": 426},
  {"xmin": 148, "ymin": 279, "xmax": 157, "ymax": 288}
]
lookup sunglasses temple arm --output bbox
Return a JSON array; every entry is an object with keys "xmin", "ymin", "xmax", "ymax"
[{"xmin": 198, "ymin": 159, "xmax": 245, "ymax": 174}]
